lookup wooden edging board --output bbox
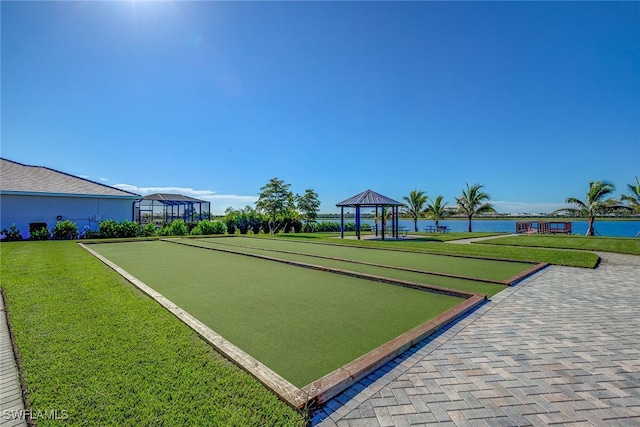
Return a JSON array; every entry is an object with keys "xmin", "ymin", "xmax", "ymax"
[{"xmin": 80, "ymin": 242, "xmax": 486, "ymax": 409}]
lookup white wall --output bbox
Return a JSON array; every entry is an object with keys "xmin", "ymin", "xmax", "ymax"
[{"xmin": 0, "ymin": 194, "xmax": 136, "ymax": 238}]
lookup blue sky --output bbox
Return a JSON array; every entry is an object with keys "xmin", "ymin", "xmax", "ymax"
[{"xmin": 2, "ymin": 1, "xmax": 639, "ymax": 215}]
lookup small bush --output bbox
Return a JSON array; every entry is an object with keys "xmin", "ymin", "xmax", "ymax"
[
  {"xmin": 312, "ymin": 221, "xmax": 341, "ymax": 232},
  {"xmin": 168, "ymin": 220, "xmax": 188, "ymax": 236},
  {"xmin": 30, "ymin": 227, "xmax": 50, "ymax": 240},
  {"xmin": 119, "ymin": 220, "xmax": 141, "ymax": 238},
  {"xmin": 83, "ymin": 229, "xmax": 101, "ymax": 239},
  {"xmin": 1, "ymin": 224, "xmax": 24, "ymax": 241},
  {"xmin": 52, "ymin": 220, "xmax": 79, "ymax": 240},
  {"xmin": 224, "ymin": 218, "xmax": 237, "ymax": 235},
  {"xmin": 191, "ymin": 220, "xmax": 226, "ymax": 235},
  {"xmin": 185, "ymin": 222, "xmax": 199, "ymax": 234},
  {"xmin": 250, "ymin": 216, "xmax": 262, "ymax": 234},
  {"xmin": 99, "ymin": 219, "xmax": 121, "ymax": 238},
  {"xmin": 141, "ymin": 223, "xmax": 157, "ymax": 237}
]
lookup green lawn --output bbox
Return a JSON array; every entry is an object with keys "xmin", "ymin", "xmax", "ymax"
[
  {"xmin": 1, "ymin": 241, "xmax": 305, "ymax": 426},
  {"xmin": 268, "ymin": 233, "xmax": 600, "ymax": 268},
  {"xmin": 474, "ymin": 234, "xmax": 640, "ymax": 256},
  {"xmin": 89, "ymin": 240, "xmax": 464, "ymax": 387}
]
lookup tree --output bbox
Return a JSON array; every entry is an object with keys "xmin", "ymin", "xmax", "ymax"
[
  {"xmin": 402, "ymin": 189, "xmax": 428, "ymax": 232},
  {"xmin": 296, "ymin": 189, "xmax": 321, "ymax": 231},
  {"xmin": 621, "ymin": 177, "xmax": 640, "ymax": 214},
  {"xmin": 556, "ymin": 180, "xmax": 618, "ymax": 236},
  {"xmin": 456, "ymin": 183, "xmax": 495, "ymax": 232},
  {"xmin": 255, "ymin": 177, "xmax": 294, "ymax": 234},
  {"xmin": 424, "ymin": 195, "xmax": 449, "ymax": 227}
]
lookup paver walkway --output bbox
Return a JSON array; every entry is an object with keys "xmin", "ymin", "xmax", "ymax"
[
  {"xmin": 0, "ymin": 296, "xmax": 26, "ymax": 427},
  {"xmin": 314, "ymin": 252, "xmax": 640, "ymax": 426}
]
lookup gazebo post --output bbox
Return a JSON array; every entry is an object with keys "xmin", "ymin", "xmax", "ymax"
[
  {"xmin": 393, "ymin": 206, "xmax": 398, "ymax": 239},
  {"xmin": 381, "ymin": 204, "xmax": 385, "ymax": 241},
  {"xmin": 375, "ymin": 206, "xmax": 378, "ymax": 236},
  {"xmin": 356, "ymin": 205, "xmax": 361, "ymax": 240},
  {"xmin": 340, "ymin": 206, "xmax": 344, "ymax": 239}
]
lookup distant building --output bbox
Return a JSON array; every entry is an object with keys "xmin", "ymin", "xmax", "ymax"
[{"xmin": 0, "ymin": 158, "xmax": 140, "ymax": 238}]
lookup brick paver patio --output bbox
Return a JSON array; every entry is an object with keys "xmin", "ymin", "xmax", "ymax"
[{"xmin": 313, "ymin": 252, "xmax": 640, "ymax": 426}]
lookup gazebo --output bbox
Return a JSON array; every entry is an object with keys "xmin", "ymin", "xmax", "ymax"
[
  {"xmin": 336, "ymin": 189, "xmax": 404, "ymax": 240},
  {"xmin": 134, "ymin": 193, "xmax": 210, "ymax": 225}
]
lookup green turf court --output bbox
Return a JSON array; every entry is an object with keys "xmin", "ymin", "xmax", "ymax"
[
  {"xmin": 88, "ymin": 240, "xmax": 466, "ymax": 389},
  {"xmin": 192, "ymin": 236, "xmax": 536, "ymax": 281},
  {"xmin": 181, "ymin": 237, "xmax": 508, "ymax": 296}
]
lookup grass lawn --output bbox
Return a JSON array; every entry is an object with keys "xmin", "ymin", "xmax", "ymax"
[
  {"xmin": 270, "ymin": 233, "xmax": 600, "ymax": 268},
  {"xmin": 474, "ymin": 234, "xmax": 640, "ymax": 256},
  {"xmin": 89, "ymin": 240, "xmax": 464, "ymax": 388},
  {"xmin": 1, "ymin": 241, "xmax": 306, "ymax": 426}
]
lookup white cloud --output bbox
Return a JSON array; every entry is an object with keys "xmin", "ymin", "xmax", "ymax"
[
  {"xmin": 99, "ymin": 177, "xmax": 109, "ymax": 182},
  {"xmin": 114, "ymin": 184, "xmax": 258, "ymax": 215},
  {"xmin": 492, "ymin": 200, "xmax": 567, "ymax": 214}
]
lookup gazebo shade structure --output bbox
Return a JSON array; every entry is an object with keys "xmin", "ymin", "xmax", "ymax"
[
  {"xmin": 134, "ymin": 193, "xmax": 210, "ymax": 225},
  {"xmin": 336, "ymin": 190, "xmax": 404, "ymax": 240}
]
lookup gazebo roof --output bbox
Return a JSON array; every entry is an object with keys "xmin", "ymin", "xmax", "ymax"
[{"xmin": 336, "ymin": 189, "xmax": 403, "ymax": 207}]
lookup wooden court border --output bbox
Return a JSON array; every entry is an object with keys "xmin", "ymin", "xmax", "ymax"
[{"xmin": 81, "ymin": 242, "xmax": 486, "ymax": 408}]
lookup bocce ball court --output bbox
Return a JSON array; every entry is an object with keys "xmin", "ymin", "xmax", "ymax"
[{"xmin": 84, "ymin": 237, "xmax": 544, "ymax": 407}]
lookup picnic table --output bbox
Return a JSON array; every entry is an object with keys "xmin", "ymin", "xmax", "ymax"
[
  {"xmin": 384, "ymin": 225, "xmax": 408, "ymax": 237},
  {"xmin": 424, "ymin": 225, "xmax": 450, "ymax": 233}
]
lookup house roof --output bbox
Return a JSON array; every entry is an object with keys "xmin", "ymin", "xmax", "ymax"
[
  {"xmin": 141, "ymin": 193, "xmax": 208, "ymax": 204},
  {"xmin": 0, "ymin": 158, "xmax": 140, "ymax": 198},
  {"xmin": 336, "ymin": 189, "xmax": 404, "ymax": 207}
]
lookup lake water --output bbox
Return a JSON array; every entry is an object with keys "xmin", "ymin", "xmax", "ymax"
[{"xmin": 346, "ymin": 218, "xmax": 640, "ymax": 238}]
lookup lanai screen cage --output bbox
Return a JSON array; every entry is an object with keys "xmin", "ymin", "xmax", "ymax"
[{"xmin": 134, "ymin": 193, "xmax": 210, "ymax": 225}]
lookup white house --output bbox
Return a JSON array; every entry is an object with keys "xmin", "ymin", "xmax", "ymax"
[{"xmin": 0, "ymin": 158, "xmax": 140, "ymax": 238}]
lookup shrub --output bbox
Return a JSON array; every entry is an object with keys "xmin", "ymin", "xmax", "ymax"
[
  {"xmin": 236, "ymin": 214, "xmax": 250, "ymax": 235},
  {"xmin": 83, "ymin": 229, "xmax": 101, "ymax": 239},
  {"xmin": 249, "ymin": 215, "xmax": 262, "ymax": 234},
  {"xmin": 191, "ymin": 220, "xmax": 226, "ymax": 235},
  {"xmin": 291, "ymin": 218, "xmax": 303, "ymax": 233},
  {"xmin": 141, "ymin": 223, "xmax": 157, "ymax": 237},
  {"xmin": 99, "ymin": 219, "xmax": 121, "ymax": 238},
  {"xmin": 343, "ymin": 222, "xmax": 356, "ymax": 232},
  {"xmin": 168, "ymin": 220, "xmax": 188, "ymax": 236},
  {"xmin": 224, "ymin": 217, "xmax": 237, "ymax": 235},
  {"xmin": 1, "ymin": 224, "xmax": 23, "ymax": 241},
  {"xmin": 52, "ymin": 220, "xmax": 79, "ymax": 240},
  {"xmin": 30, "ymin": 227, "xmax": 50, "ymax": 240},
  {"xmin": 185, "ymin": 222, "xmax": 199, "ymax": 234},
  {"xmin": 119, "ymin": 220, "xmax": 142, "ymax": 238},
  {"xmin": 312, "ymin": 221, "xmax": 341, "ymax": 232}
]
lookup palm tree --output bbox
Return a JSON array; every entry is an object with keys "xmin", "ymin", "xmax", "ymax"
[
  {"xmin": 621, "ymin": 177, "xmax": 640, "ymax": 214},
  {"xmin": 424, "ymin": 195, "xmax": 449, "ymax": 227},
  {"xmin": 558, "ymin": 180, "xmax": 617, "ymax": 236},
  {"xmin": 402, "ymin": 189, "xmax": 428, "ymax": 232},
  {"xmin": 456, "ymin": 183, "xmax": 495, "ymax": 232}
]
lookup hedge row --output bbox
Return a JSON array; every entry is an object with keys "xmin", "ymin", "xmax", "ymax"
[{"xmin": 2, "ymin": 219, "xmax": 373, "ymax": 242}]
